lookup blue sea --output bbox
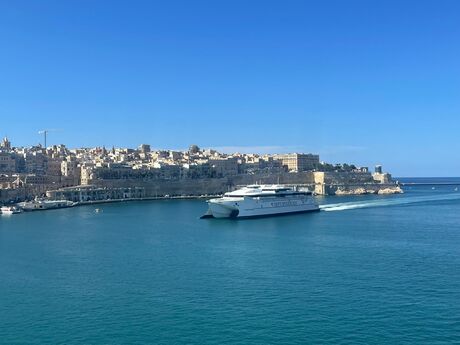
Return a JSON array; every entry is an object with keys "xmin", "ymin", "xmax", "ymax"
[{"xmin": 1, "ymin": 179, "xmax": 460, "ymax": 344}]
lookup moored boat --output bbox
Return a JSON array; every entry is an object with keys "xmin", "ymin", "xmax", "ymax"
[
  {"xmin": 17, "ymin": 199, "xmax": 76, "ymax": 211},
  {"xmin": 1, "ymin": 206, "xmax": 22, "ymax": 215}
]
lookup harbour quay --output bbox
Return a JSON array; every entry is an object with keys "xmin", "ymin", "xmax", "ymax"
[{"xmin": 46, "ymin": 185, "xmax": 145, "ymax": 203}]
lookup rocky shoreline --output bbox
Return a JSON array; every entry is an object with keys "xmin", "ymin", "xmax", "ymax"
[{"xmin": 334, "ymin": 186, "xmax": 404, "ymax": 195}]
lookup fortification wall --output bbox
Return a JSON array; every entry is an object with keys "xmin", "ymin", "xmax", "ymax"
[
  {"xmin": 90, "ymin": 172, "xmax": 316, "ymax": 197},
  {"xmin": 89, "ymin": 171, "xmax": 400, "ymax": 197}
]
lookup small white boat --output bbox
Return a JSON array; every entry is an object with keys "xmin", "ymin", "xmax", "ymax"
[{"xmin": 1, "ymin": 206, "xmax": 22, "ymax": 215}]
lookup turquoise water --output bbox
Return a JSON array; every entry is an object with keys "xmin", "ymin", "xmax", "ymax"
[{"xmin": 1, "ymin": 184, "xmax": 460, "ymax": 344}]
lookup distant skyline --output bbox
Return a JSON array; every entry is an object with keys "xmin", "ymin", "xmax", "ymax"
[{"xmin": 1, "ymin": 0, "xmax": 459, "ymax": 177}]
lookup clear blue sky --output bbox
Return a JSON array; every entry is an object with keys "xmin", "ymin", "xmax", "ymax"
[{"xmin": 1, "ymin": 0, "xmax": 459, "ymax": 176}]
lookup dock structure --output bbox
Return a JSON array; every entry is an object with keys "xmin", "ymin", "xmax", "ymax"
[{"xmin": 46, "ymin": 185, "xmax": 145, "ymax": 202}]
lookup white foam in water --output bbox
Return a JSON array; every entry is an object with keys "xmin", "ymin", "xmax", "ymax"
[{"xmin": 320, "ymin": 193, "xmax": 460, "ymax": 212}]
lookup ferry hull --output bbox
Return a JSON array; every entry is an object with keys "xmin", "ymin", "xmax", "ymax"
[
  {"xmin": 236, "ymin": 205, "xmax": 319, "ymax": 218},
  {"xmin": 207, "ymin": 202, "xmax": 239, "ymax": 218},
  {"xmin": 236, "ymin": 208, "xmax": 320, "ymax": 219}
]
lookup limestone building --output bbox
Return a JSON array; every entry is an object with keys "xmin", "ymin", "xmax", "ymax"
[{"xmin": 277, "ymin": 153, "xmax": 320, "ymax": 172}]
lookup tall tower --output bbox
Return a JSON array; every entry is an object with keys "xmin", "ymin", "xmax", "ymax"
[{"xmin": 1, "ymin": 136, "xmax": 11, "ymax": 150}]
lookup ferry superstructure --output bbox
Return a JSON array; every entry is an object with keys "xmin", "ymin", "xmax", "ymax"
[{"xmin": 202, "ymin": 185, "xmax": 319, "ymax": 219}]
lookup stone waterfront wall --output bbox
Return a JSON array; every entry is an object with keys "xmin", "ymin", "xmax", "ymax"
[
  {"xmin": 90, "ymin": 172, "xmax": 316, "ymax": 197},
  {"xmin": 0, "ymin": 174, "xmax": 77, "ymax": 203},
  {"xmin": 0, "ymin": 188, "xmax": 23, "ymax": 203},
  {"xmin": 89, "ymin": 171, "xmax": 400, "ymax": 197},
  {"xmin": 0, "ymin": 184, "xmax": 63, "ymax": 203},
  {"xmin": 1, "ymin": 171, "xmax": 402, "ymax": 203}
]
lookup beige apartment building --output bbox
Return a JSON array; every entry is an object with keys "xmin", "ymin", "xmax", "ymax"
[
  {"xmin": 277, "ymin": 153, "xmax": 320, "ymax": 172},
  {"xmin": 0, "ymin": 152, "xmax": 16, "ymax": 173}
]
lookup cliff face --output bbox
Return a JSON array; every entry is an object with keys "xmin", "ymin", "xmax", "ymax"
[
  {"xmin": 335, "ymin": 188, "xmax": 368, "ymax": 195},
  {"xmin": 334, "ymin": 185, "xmax": 403, "ymax": 195},
  {"xmin": 313, "ymin": 171, "xmax": 402, "ymax": 195},
  {"xmin": 378, "ymin": 186, "xmax": 404, "ymax": 194}
]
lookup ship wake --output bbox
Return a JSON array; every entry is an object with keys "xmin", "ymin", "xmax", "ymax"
[{"xmin": 320, "ymin": 193, "xmax": 460, "ymax": 212}]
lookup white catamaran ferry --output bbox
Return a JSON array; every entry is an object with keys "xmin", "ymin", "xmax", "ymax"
[{"xmin": 201, "ymin": 185, "xmax": 319, "ymax": 219}]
